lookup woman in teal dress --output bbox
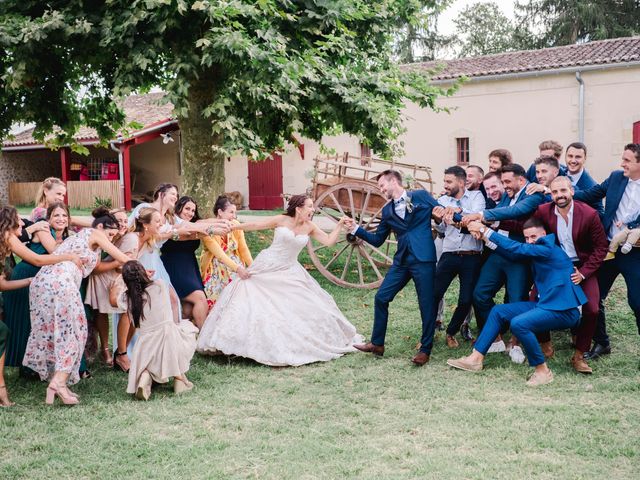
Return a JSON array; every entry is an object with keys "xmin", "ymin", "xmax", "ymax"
[{"xmin": 4, "ymin": 203, "xmax": 69, "ymax": 371}]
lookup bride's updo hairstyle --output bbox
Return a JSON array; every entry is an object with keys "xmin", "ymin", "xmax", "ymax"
[
  {"xmin": 285, "ymin": 194, "xmax": 310, "ymax": 217},
  {"xmin": 121, "ymin": 260, "xmax": 153, "ymax": 328},
  {"xmin": 91, "ymin": 206, "xmax": 119, "ymax": 230}
]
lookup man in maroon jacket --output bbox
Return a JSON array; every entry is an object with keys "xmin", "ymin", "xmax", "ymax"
[{"xmin": 532, "ymin": 176, "xmax": 608, "ymax": 373}]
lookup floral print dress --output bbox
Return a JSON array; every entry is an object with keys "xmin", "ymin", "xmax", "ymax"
[
  {"xmin": 23, "ymin": 229, "xmax": 100, "ymax": 385},
  {"xmin": 202, "ymin": 234, "xmax": 243, "ymax": 308}
]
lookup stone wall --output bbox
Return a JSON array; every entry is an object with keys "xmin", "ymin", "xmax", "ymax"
[{"xmin": 0, "ymin": 150, "xmax": 62, "ymax": 205}]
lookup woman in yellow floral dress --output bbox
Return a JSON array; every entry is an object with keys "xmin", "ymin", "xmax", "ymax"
[{"xmin": 200, "ymin": 196, "xmax": 252, "ymax": 308}]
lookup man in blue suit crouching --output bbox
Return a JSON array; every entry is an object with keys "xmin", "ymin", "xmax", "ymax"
[
  {"xmin": 447, "ymin": 217, "xmax": 587, "ymax": 386},
  {"xmin": 343, "ymin": 169, "xmax": 441, "ymax": 366}
]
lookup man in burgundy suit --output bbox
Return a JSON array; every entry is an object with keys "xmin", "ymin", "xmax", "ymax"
[{"xmin": 531, "ymin": 176, "xmax": 608, "ymax": 373}]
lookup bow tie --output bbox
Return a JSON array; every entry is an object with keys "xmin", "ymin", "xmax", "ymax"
[{"xmin": 394, "ymin": 198, "xmax": 405, "ymax": 205}]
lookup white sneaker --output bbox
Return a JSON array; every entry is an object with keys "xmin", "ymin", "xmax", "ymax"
[
  {"xmin": 487, "ymin": 340, "xmax": 506, "ymax": 353},
  {"xmin": 621, "ymin": 242, "xmax": 633, "ymax": 254},
  {"xmin": 509, "ymin": 345, "xmax": 526, "ymax": 364}
]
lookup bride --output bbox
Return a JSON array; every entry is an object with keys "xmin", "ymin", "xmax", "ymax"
[{"xmin": 197, "ymin": 194, "xmax": 362, "ymax": 366}]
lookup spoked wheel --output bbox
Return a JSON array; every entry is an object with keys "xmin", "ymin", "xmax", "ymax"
[{"xmin": 307, "ymin": 182, "xmax": 396, "ymax": 289}]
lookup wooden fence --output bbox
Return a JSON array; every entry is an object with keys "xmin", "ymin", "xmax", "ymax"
[{"xmin": 9, "ymin": 180, "xmax": 122, "ymax": 209}]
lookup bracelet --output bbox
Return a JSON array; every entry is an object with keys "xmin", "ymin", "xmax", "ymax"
[
  {"xmin": 171, "ymin": 228, "xmax": 179, "ymax": 241},
  {"xmin": 206, "ymin": 225, "xmax": 215, "ymax": 236}
]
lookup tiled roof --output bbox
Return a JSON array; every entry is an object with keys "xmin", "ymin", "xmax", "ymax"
[
  {"xmin": 3, "ymin": 92, "xmax": 175, "ymax": 148},
  {"xmin": 407, "ymin": 36, "xmax": 640, "ymax": 80}
]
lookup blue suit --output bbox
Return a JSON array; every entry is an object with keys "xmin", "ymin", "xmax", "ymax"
[
  {"xmin": 472, "ymin": 188, "xmax": 546, "ymax": 330},
  {"xmin": 474, "ymin": 234, "xmax": 587, "ymax": 366},
  {"xmin": 574, "ymin": 170, "xmax": 640, "ymax": 346},
  {"xmin": 574, "ymin": 169, "xmax": 604, "ymax": 217},
  {"xmin": 354, "ymin": 190, "xmax": 438, "ymax": 353}
]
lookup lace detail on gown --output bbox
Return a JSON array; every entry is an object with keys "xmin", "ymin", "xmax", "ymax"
[{"xmin": 197, "ymin": 227, "xmax": 362, "ymax": 366}]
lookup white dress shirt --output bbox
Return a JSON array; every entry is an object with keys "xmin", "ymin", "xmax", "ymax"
[
  {"xmin": 610, "ymin": 178, "xmax": 640, "ymax": 239},
  {"xmin": 393, "ymin": 190, "xmax": 409, "ymax": 220},
  {"xmin": 436, "ymin": 190, "xmax": 485, "ymax": 252},
  {"xmin": 554, "ymin": 203, "xmax": 578, "ymax": 261},
  {"xmin": 567, "ymin": 169, "xmax": 584, "ymax": 186}
]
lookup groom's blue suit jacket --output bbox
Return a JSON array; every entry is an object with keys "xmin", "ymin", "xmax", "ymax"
[{"xmin": 355, "ymin": 190, "xmax": 438, "ymax": 265}]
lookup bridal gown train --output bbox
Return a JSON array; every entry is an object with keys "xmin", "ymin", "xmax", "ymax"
[{"xmin": 197, "ymin": 226, "xmax": 363, "ymax": 366}]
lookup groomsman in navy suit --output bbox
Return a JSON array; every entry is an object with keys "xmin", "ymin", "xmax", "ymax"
[
  {"xmin": 462, "ymin": 164, "xmax": 546, "ymax": 333},
  {"xmin": 343, "ymin": 170, "xmax": 440, "ymax": 366},
  {"xmin": 564, "ymin": 142, "xmax": 604, "ymax": 216},
  {"xmin": 448, "ymin": 217, "xmax": 587, "ymax": 387},
  {"xmin": 574, "ymin": 143, "xmax": 640, "ymax": 359}
]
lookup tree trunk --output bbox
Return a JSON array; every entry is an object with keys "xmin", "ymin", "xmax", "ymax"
[{"xmin": 178, "ymin": 73, "xmax": 226, "ymax": 217}]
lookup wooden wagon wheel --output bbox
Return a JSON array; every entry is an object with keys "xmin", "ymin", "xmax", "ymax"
[{"xmin": 307, "ymin": 182, "xmax": 396, "ymax": 289}]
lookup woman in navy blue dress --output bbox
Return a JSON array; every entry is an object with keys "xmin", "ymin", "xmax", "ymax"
[{"xmin": 160, "ymin": 196, "xmax": 209, "ymax": 328}]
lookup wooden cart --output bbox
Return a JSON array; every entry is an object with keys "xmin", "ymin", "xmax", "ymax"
[{"xmin": 308, "ymin": 153, "xmax": 434, "ymax": 289}]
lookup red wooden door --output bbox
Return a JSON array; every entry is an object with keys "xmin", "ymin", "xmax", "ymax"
[
  {"xmin": 248, "ymin": 154, "xmax": 283, "ymax": 210},
  {"xmin": 634, "ymin": 121, "xmax": 640, "ymax": 143}
]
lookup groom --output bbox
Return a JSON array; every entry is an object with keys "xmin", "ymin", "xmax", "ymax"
[{"xmin": 343, "ymin": 170, "xmax": 442, "ymax": 366}]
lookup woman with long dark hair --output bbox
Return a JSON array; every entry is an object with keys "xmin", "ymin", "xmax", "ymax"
[
  {"xmin": 23, "ymin": 207, "xmax": 131, "ymax": 405},
  {"xmin": 197, "ymin": 194, "xmax": 362, "ymax": 366},
  {"xmin": 0, "ymin": 205, "xmax": 82, "ymax": 407},
  {"xmin": 114, "ymin": 261, "xmax": 198, "ymax": 400},
  {"xmin": 161, "ymin": 196, "xmax": 209, "ymax": 328},
  {"xmin": 3, "ymin": 202, "xmax": 71, "ymax": 373}
]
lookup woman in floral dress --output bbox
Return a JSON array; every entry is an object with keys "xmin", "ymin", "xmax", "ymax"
[
  {"xmin": 201, "ymin": 196, "xmax": 252, "ymax": 307},
  {"xmin": 23, "ymin": 207, "xmax": 131, "ymax": 405}
]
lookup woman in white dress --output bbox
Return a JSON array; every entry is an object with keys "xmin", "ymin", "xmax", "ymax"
[{"xmin": 197, "ymin": 194, "xmax": 362, "ymax": 366}]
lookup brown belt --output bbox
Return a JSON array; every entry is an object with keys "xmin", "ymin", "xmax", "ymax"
[{"xmin": 449, "ymin": 250, "xmax": 482, "ymax": 256}]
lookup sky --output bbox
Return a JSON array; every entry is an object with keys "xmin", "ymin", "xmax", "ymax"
[{"xmin": 438, "ymin": 0, "xmax": 516, "ymax": 36}]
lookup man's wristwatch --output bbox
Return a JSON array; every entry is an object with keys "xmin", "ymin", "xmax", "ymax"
[{"xmin": 479, "ymin": 227, "xmax": 486, "ymax": 234}]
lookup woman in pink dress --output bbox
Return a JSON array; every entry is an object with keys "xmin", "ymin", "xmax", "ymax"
[{"xmin": 23, "ymin": 207, "xmax": 131, "ymax": 406}]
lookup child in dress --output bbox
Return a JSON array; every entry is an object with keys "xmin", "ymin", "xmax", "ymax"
[{"xmin": 113, "ymin": 261, "xmax": 198, "ymax": 401}]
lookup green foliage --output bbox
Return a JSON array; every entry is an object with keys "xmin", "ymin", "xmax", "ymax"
[
  {"xmin": 454, "ymin": 2, "xmax": 517, "ymax": 57},
  {"xmin": 92, "ymin": 196, "xmax": 113, "ymax": 209},
  {"xmin": 0, "ymin": 0, "xmax": 454, "ymax": 160},
  {"xmin": 514, "ymin": 0, "xmax": 640, "ymax": 48}
]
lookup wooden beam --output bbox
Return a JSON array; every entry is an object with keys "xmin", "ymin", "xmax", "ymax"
[{"xmin": 123, "ymin": 144, "xmax": 132, "ymax": 210}]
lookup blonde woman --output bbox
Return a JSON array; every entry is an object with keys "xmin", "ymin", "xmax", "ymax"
[{"xmin": 31, "ymin": 177, "xmax": 66, "ymax": 221}]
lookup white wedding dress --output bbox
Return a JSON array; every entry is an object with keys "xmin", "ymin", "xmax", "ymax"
[{"xmin": 197, "ymin": 226, "xmax": 363, "ymax": 366}]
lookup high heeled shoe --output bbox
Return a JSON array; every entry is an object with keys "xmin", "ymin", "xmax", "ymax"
[
  {"xmin": 0, "ymin": 385, "xmax": 15, "ymax": 407},
  {"xmin": 173, "ymin": 377, "xmax": 193, "ymax": 394},
  {"xmin": 45, "ymin": 383, "xmax": 80, "ymax": 406},
  {"xmin": 113, "ymin": 350, "xmax": 130, "ymax": 373},
  {"xmin": 135, "ymin": 371, "xmax": 152, "ymax": 401}
]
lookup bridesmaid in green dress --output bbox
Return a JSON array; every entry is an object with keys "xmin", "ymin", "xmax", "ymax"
[{"xmin": 3, "ymin": 203, "xmax": 70, "ymax": 372}]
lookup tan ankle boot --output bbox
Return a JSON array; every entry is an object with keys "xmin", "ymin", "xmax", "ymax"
[{"xmin": 571, "ymin": 350, "xmax": 593, "ymax": 374}]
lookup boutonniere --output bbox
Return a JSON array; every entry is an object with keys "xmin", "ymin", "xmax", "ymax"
[{"xmin": 405, "ymin": 195, "xmax": 414, "ymax": 213}]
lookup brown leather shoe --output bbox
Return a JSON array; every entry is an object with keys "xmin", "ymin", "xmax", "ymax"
[
  {"xmin": 540, "ymin": 341, "xmax": 555, "ymax": 359},
  {"xmin": 354, "ymin": 342, "xmax": 384, "ymax": 356},
  {"xmin": 571, "ymin": 350, "xmax": 593, "ymax": 374},
  {"xmin": 412, "ymin": 352, "xmax": 430, "ymax": 366},
  {"xmin": 446, "ymin": 335, "xmax": 459, "ymax": 348}
]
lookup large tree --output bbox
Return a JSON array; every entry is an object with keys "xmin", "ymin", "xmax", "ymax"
[
  {"xmin": 0, "ymin": 1, "xmax": 454, "ymax": 212},
  {"xmin": 454, "ymin": 2, "xmax": 516, "ymax": 57},
  {"xmin": 514, "ymin": 0, "xmax": 640, "ymax": 48}
]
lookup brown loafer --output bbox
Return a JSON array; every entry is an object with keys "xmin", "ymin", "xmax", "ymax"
[
  {"xmin": 354, "ymin": 342, "xmax": 385, "ymax": 356},
  {"xmin": 447, "ymin": 357, "xmax": 482, "ymax": 372},
  {"xmin": 412, "ymin": 352, "xmax": 430, "ymax": 366},
  {"xmin": 446, "ymin": 335, "xmax": 459, "ymax": 348}
]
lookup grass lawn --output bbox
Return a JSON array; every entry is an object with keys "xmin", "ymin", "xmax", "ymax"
[{"xmin": 1, "ymin": 230, "xmax": 639, "ymax": 479}]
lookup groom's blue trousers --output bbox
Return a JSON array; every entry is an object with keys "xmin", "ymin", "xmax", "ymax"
[
  {"xmin": 474, "ymin": 302, "xmax": 580, "ymax": 366},
  {"xmin": 372, "ymin": 253, "xmax": 436, "ymax": 354}
]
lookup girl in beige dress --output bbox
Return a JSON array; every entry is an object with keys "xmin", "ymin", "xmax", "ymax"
[{"xmin": 113, "ymin": 261, "xmax": 198, "ymax": 400}]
